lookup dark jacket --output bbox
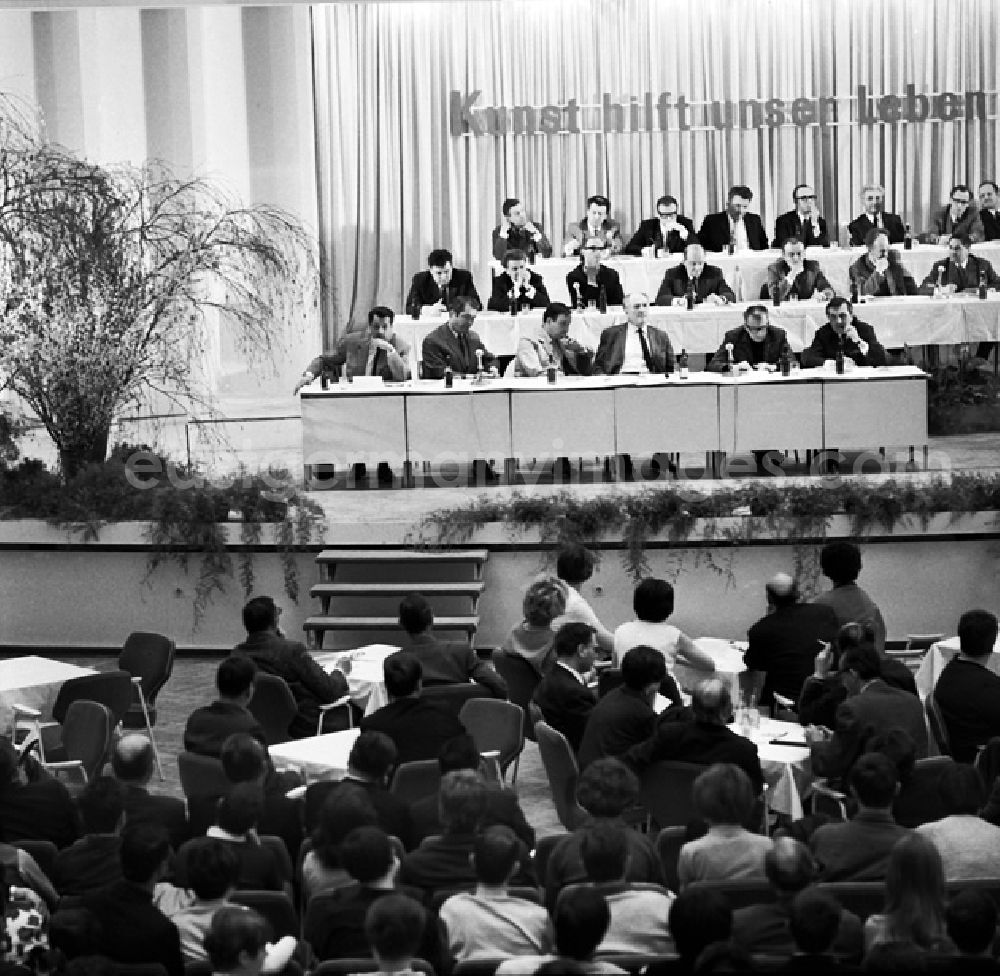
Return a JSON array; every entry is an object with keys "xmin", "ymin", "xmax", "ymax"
[
  {"xmin": 762, "ymin": 258, "xmax": 833, "ymax": 301},
  {"xmin": 698, "ymin": 211, "xmax": 769, "ymax": 252},
  {"xmin": 625, "ymin": 215, "xmax": 697, "ymax": 255},
  {"xmin": 577, "ymin": 686, "xmax": 657, "ymax": 769},
  {"xmin": 918, "ymin": 254, "xmax": 1000, "ymax": 295},
  {"xmin": 421, "ymin": 323, "xmax": 493, "ymax": 378},
  {"xmin": 934, "ymin": 658, "xmax": 1000, "ymax": 763},
  {"xmin": 927, "ymin": 204, "xmax": 985, "ymax": 243},
  {"xmin": 982, "ymin": 209, "xmax": 1000, "ymax": 242},
  {"xmin": 0, "ymin": 777, "xmax": 79, "ymax": 849},
  {"xmin": 183, "ymin": 701, "xmax": 267, "ymax": 758},
  {"xmin": 399, "ymin": 831, "xmax": 534, "ymax": 892},
  {"xmin": 492, "ymin": 222, "xmax": 553, "ymax": 262},
  {"xmin": 405, "ymin": 268, "xmax": 480, "ymax": 312},
  {"xmin": 848, "ymin": 212, "xmax": 906, "ymax": 246},
  {"xmin": 809, "ymin": 810, "xmax": 911, "ymax": 881},
  {"xmin": 593, "ymin": 323, "xmax": 674, "ymax": 375},
  {"xmin": 410, "ymin": 782, "xmax": 535, "ymax": 848},
  {"xmin": 303, "ymin": 333, "xmax": 411, "ymax": 384},
  {"xmin": 801, "ymin": 320, "xmax": 887, "ymax": 368},
  {"xmin": 53, "ymin": 834, "xmax": 122, "ymax": 896},
  {"xmin": 655, "ymin": 264, "xmax": 735, "ymax": 305},
  {"xmin": 359, "ymin": 696, "xmax": 467, "ymax": 765},
  {"xmin": 531, "ymin": 664, "xmax": 597, "ymax": 753},
  {"xmin": 401, "ymin": 633, "xmax": 507, "ymax": 698},
  {"xmin": 304, "ymin": 777, "xmax": 415, "ymax": 850},
  {"xmin": 488, "ymin": 270, "xmax": 550, "ymax": 312},
  {"xmin": 706, "ymin": 325, "xmax": 789, "ymax": 372},
  {"xmin": 848, "ymin": 252, "xmax": 918, "ymax": 296},
  {"xmin": 773, "ymin": 210, "xmax": 830, "ymax": 248},
  {"xmin": 731, "ymin": 897, "xmax": 863, "ymax": 960},
  {"xmin": 120, "ymin": 785, "xmax": 189, "ymax": 852},
  {"xmin": 565, "ymin": 264, "xmax": 624, "ymax": 308}
]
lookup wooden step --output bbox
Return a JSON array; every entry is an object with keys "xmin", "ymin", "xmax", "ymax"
[
  {"xmin": 304, "ymin": 615, "xmax": 479, "ymax": 649},
  {"xmin": 310, "ymin": 582, "xmax": 485, "ymax": 599},
  {"xmin": 316, "ymin": 549, "xmax": 489, "ymax": 566}
]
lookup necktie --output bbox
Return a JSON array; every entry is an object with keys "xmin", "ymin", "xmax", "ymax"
[
  {"xmin": 439, "ymin": 283, "xmax": 449, "ymax": 306},
  {"xmin": 369, "ymin": 348, "xmax": 385, "ymax": 377},
  {"xmin": 637, "ymin": 328, "xmax": 654, "ymax": 372},
  {"xmin": 459, "ymin": 331, "xmax": 472, "ymax": 372},
  {"xmin": 551, "ymin": 338, "xmax": 563, "ymax": 371}
]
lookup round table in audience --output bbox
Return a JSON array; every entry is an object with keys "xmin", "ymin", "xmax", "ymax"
[
  {"xmin": 269, "ymin": 727, "xmax": 361, "ymax": 782},
  {"xmin": 312, "ymin": 644, "xmax": 398, "ymax": 716},
  {"xmin": 0, "ymin": 655, "xmax": 98, "ymax": 730}
]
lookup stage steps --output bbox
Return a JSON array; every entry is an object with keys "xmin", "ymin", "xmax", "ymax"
[{"xmin": 303, "ymin": 548, "xmax": 489, "ymax": 649}]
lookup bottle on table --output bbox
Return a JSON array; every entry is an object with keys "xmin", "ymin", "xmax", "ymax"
[
  {"xmin": 771, "ymin": 282, "xmax": 782, "ymax": 307},
  {"xmin": 904, "ymin": 223, "xmax": 913, "ymax": 250},
  {"xmin": 835, "ymin": 334, "xmax": 846, "ymax": 375},
  {"xmin": 779, "ymin": 343, "xmax": 791, "ymax": 377},
  {"xmin": 850, "ymin": 278, "xmax": 859, "ymax": 305},
  {"xmin": 408, "ymin": 296, "xmax": 421, "ymax": 320},
  {"xmin": 936, "ymin": 265, "xmax": 946, "ymax": 297},
  {"xmin": 444, "ymin": 354, "xmax": 453, "ymax": 389},
  {"xmin": 598, "ymin": 284, "xmax": 607, "ymax": 314},
  {"xmin": 728, "ymin": 232, "xmax": 736, "ymax": 255},
  {"xmin": 678, "ymin": 348, "xmax": 689, "ymax": 379},
  {"xmin": 685, "ymin": 279, "xmax": 696, "ymax": 310},
  {"xmin": 509, "ymin": 290, "xmax": 517, "ymax": 317},
  {"xmin": 979, "ymin": 269, "xmax": 988, "ymax": 300}
]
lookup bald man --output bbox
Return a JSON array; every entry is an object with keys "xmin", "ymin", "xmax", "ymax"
[
  {"xmin": 654, "ymin": 244, "xmax": 736, "ymax": 306},
  {"xmin": 623, "ymin": 677, "xmax": 764, "ymax": 793},
  {"xmin": 744, "ymin": 574, "xmax": 839, "ymax": 708},
  {"xmin": 112, "ymin": 734, "xmax": 189, "ymax": 849}
]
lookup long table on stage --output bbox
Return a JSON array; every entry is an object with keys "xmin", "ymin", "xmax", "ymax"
[{"xmin": 301, "ymin": 366, "xmax": 928, "ymax": 480}]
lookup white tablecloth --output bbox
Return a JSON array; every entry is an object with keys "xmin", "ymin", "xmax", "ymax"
[
  {"xmin": 0, "ymin": 656, "xmax": 98, "ymax": 729},
  {"xmin": 913, "ymin": 636, "xmax": 1000, "ymax": 698},
  {"xmin": 312, "ymin": 644, "xmax": 398, "ymax": 716},
  {"xmin": 268, "ymin": 727, "xmax": 361, "ymax": 783},
  {"xmin": 739, "ymin": 716, "xmax": 812, "ymax": 819}
]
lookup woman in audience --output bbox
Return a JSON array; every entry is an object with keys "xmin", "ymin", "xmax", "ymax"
[
  {"xmin": 677, "ymin": 764, "xmax": 772, "ymax": 887},
  {"xmin": 300, "ymin": 786, "xmax": 379, "ymax": 901},
  {"xmin": 864, "ymin": 834, "xmax": 952, "ymax": 954},
  {"xmin": 613, "ymin": 578, "xmax": 715, "ymax": 673},
  {"xmin": 362, "ymin": 894, "xmax": 429, "ymax": 976},
  {"xmin": 501, "ymin": 578, "xmax": 567, "ymax": 676}
]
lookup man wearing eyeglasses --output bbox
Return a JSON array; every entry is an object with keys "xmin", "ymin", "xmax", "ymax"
[
  {"xmin": 918, "ymin": 233, "xmax": 1000, "ymax": 295},
  {"xmin": 927, "ymin": 184, "xmax": 984, "ymax": 245},
  {"xmin": 773, "ymin": 184, "xmax": 830, "ymax": 249},
  {"xmin": 848, "ymin": 184, "xmax": 906, "ymax": 246},
  {"xmin": 624, "ymin": 194, "xmax": 696, "ymax": 256},
  {"xmin": 762, "ymin": 238, "xmax": 835, "ymax": 302},
  {"xmin": 655, "ymin": 243, "xmax": 735, "ymax": 307},
  {"xmin": 707, "ymin": 305, "xmax": 788, "ymax": 372}
]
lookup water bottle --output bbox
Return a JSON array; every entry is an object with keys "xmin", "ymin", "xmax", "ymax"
[
  {"xmin": 936, "ymin": 265, "xmax": 945, "ymax": 297},
  {"xmin": 444, "ymin": 354, "xmax": 453, "ymax": 389},
  {"xmin": 979, "ymin": 269, "xmax": 988, "ymax": 300},
  {"xmin": 771, "ymin": 283, "xmax": 782, "ymax": 307},
  {"xmin": 835, "ymin": 335, "xmax": 846, "ymax": 375},
  {"xmin": 509, "ymin": 290, "xmax": 517, "ymax": 317},
  {"xmin": 685, "ymin": 280, "xmax": 695, "ymax": 310},
  {"xmin": 780, "ymin": 344, "xmax": 791, "ymax": 377},
  {"xmin": 678, "ymin": 348, "xmax": 689, "ymax": 379},
  {"xmin": 598, "ymin": 285, "xmax": 607, "ymax": 315},
  {"xmin": 850, "ymin": 278, "xmax": 859, "ymax": 305},
  {"xmin": 904, "ymin": 223, "xmax": 913, "ymax": 250}
]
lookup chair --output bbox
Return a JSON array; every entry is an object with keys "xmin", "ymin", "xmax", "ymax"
[
  {"xmin": 39, "ymin": 700, "xmax": 114, "ymax": 783},
  {"xmin": 817, "ymin": 881, "xmax": 886, "ymax": 920},
  {"xmin": 655, "ymin": 825, "xmax": 686, "ymax": 894},
  {"xmin": 494, "ymin": 653, "xmax": 541, "ymax": 741},
  {"xmin": 312, "ymin": 960, "xmax": 434, "ymax": 976},
  {"xmin": 534, "ymin": 720, "xmax": 586, "ymax": 830},
  {"xmin": 459, "ymin": 698, "xmax": 525, "ymax": 783},
  {"xmin": 258, "ymin": 834, "xmax": 294, "ymax": 884},
  {"xmin": 316, "ymin": 695, "xmax": 354, "ymax": 735},
  {"xmin": 248, "ymin": 674, "xmax": 299, "ymax": 745},
  {"xmin": 422, "ymin": 681, "xmax": 493, "ymax": 715},
  {"xmin": 389, "ymin": 759, "xmax": 442, "ymax": 805},
  {"xmin": 925, "ymin": 692, "xmax": 952, "ymax": 756},
  {"xmin": 118, "ymin": 631, "xmax": 176, "ymax": 780},
  {"xmin": 637, "ymin": 760, "xmax": 704, "ymax": 831},
  {"xmin": 811, "ymin": 779, "xmax": 850, "ymax": 821},
  {"xmin": 177, "ymin": 751, "xmax": 230, "ymax": 801},
  {"xmin": 686, "ymin": 879, "xmax": 776, "ymax": 910},
  {"xmin": 11, "ymin": 839, "xmax": 57, "ymax": 880},
  {"xmin": 230, "ymin": 889, "xmax": 299, "ymax": 939},
  {"xmin": 452, "ymin": 962, "xmax": 504, "ymax": 976}
]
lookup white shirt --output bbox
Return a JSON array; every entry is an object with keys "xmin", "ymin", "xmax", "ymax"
[
  {"xmin": 552, "ymin": 586, "xmax": 605, "ymax": 634},
  {"xmin": 613, "ymin": 620, "xmax": 684, "ymax": 669},
  {"xmin": 621, "ymin": 324, "xmax": 649, "ymax": 373},
  {"xmin": 729, "ymin": 215, "xmax": 750, "ymax": 252}
]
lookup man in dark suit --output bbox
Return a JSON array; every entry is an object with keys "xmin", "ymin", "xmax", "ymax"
[
  {"xmin": 405, "ymin": 247, "xmax": 480, "ymax": 315},
  {"xmin": 979, "ymin": 181, "xmax": 1000, "ymax": 241},
  {"xmin": 623, "ymin": 677, "xmax": 765, "ymax": 793},
  {"xmin": 563, "ymin": 193, "xmax": 623, "ymax": 256},
  {"xmin": 492, "ymin": 197, "xmax": 552, "ymax": 262},
  {"xmin": 865, "ymin": 729, "xmax": 951, "ymax": 828},
  {"xmin": 743, "ymin": 573, "xmax": 839, "ymax": 707},
  {"xmin": 802, "ymin": 297, "xmax": 887, "ymax": 368},
  {"xmin": 565, "ymin": 237, "xmax": 625, "ymax": 308},
  {"xmin": 762, "ymin": 238, "xmax": 835, "ymax": 302},
  {"xmin": 578, "ymin": 645, "xmax": 665, "ymax": 768},
  {"xmin": 53, "ymin": 776, "xmax": 126, "ymax": 896},
  {"xmin": 531, "ymin": 621, "xmax": 599, "ymax": 753},
  {"xmin": 926, "ymin": 184, "xmax": 985, "ymax": 244},
  {"xmin": 934, "ymin": 609, "xmax": 1000, "ymax": 764},
  {"xmin": 773, "ymin": 183, "xmax": 830, "ymax": 248},
  {"xmin": 625, "ymin": 194, "xmax": 696, "ymax": 255},
  {"xmin": 707, "ymin": 305, "xmax": 788, "ymax": 371},
  {"xmin": 421, "ymin": 295, "xmax": 495, "ymax": 378},
  {"xmin": 397, "ymin": 593, "xmax": 506, "ymax": 697},
  {"xmin": 655, "ymin": 243, "xmax": 735, "ymax": 306},
  {"xmin": 0, "ymin": 739, "xmax": 79, "ymax": 849},
  {"xmin": 183, "ymin": 657, "xmax": 266, "ymax": 757},
  {"xmin": 697, "ymin": 184, "xmax": 769, "ymax": 252},
  {"xmin": 918, "ymin": 232, "xmax": 1000, "ymax": 295},
  {"xmin": 487, "ymin": 248, "xmax": 550, "ymax": 312},
  {"xmin": 360, "ymin": 651, "xmax": 467, "ymax": 764},
  {"xmin": 594, "ymin": 293, "xmax": 673, "ymax": 374},
  {"xmin": 112, "ymin": 734, "xmax": 189, "ymax": 851},
  {"xmin": 232, "ymin": 595, "xmax": 349, "ymax": 739},
  {"xmin": 848, "ymin": 229, "xmax": 918, "ymax": 297},
  {"xmin": 848, "ymin": 184, "xmax": 906, "ymax": 246}
]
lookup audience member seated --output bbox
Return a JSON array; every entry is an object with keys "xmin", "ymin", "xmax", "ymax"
[
  {"xmin": 563, "ymin": 194, "xmax": 623, "ymax": 256},
  {"xmin": 864, "ymin": 729, "xmax": 950, "ymax": 829},
  {"xmin": 489, "ymin": 248, "xmax": 551, "ymax": 313},
  {"xmin": 934, "ymin": 609, "xmax": 1000, "ymax": 763},
  {"xmin": 81, "ymin": 824, "xmax": 183, "ymax": 976},
  {"xmin": 915, "ymin": 764, "xmax": 1000, "ymax": 881},
  {"xmin": 848, "ymin": 230, "xmax": 918, "ymax": 297},
  {"xmin": 397, "ymin": 592, "xmax": 506, "ymax": 697},
  {"xmin": 578, "ymin": 645, "xmax": 666, "ymax": 769},
  {"xmin": 762, "ymin": 237, "xmax": 835, "ymax": 302},
  {"xmin": 706, "ymin": 304, "xmax": 789, "ymax": 372},
  {"xmin": 439, "ymin": 825, "xmax": 552, "ymax": 964},
  {"xmin": 53, "ymin": 777, "xmax": 126, "ymax": 896},
  {"xmin": 941, "ymin": 888, "xmax": 1000, "ymax": 975},
  {"xmin": 744, "ymin": 572, "xmax": 839, "ymax": 708},
  {"xmin": 624, "ymin": 678, "xmax": 765, "ymax": 794},
  {"xmin": 808, "ymin": 644, "xmax": 927, "ymax": 783},
  {"xmin": 203, "ymin": 904, "xmax": 297, "ymax": 976},
  {"xmin": 781, "ymin": 888, "xmax": 860, "ymax": 975},
  {"xmin": 645, "ymin": 886, "xmax": 733, "ymax": 976},
  {"xmin": 678, "ymin": 764, "xmax": 771, "ymax": 886},
  {"xmin": 421, "ymin": 295, "xmax": 495, "ymax": 378},
  {"xmin": 981, "ymin": 181, "xmax": 1000, "ymax": 242},
  {"xmin": 513, "ymin": 302, "xmax": 595, "ymax": 377},
  {"xmin": 594, "ymin": 293, "xmax": 674, "ymax": 376},
  {"xmin": 926, "ymin": 184, "xmax": 985, "ymax": 244},
  {"xmin": 811, "ymin": 542, "xmax": 888, "ymax": 654},
  {"xmin": 301, "ymin": 786, "xmax": 379, "ymax": 901},
  {"xmin": 399, "ymin": 770, "xmax": 533, "ymax": 893},
  {"xmin": 410, "ymin": 734, "xmax": 534, "ymax": 847},
  {"xmin": 730, "ymin": 837, "xmax": 862, "ymax": 961},
  {"xmin": 773, "ymin": 183, "xmax": 831, "ymax": 248},
  {"xmin": 919, "ymin": 232, "xmax": 1000, "ymax": 295},
  {"xmin": 848, "ymin": 184, "xmax": 906, "ymax": 246},
  {"xmin": 184, "ymin": 657, "xmax": 266, "ymax": 757},
  {"xmin": 305, "ymin": 826, "xmax": 424, "ymax": 962},
  {"xmin": 809, "ymin": 754, "xmax": 911, "ymax": 881},
  {"xmin": 566, "ymin": 237, "xmax": 625, "ymax": 308},
  {"xmin": 232, "ymin": 595, "xmax": 349, "ymax": 739},
  {"xmin": 697, "ymin": 185, "xmax": 769, "ymax": 252},
  {"xmin": 613, "ymin": 577, "xmax": 716, "ymax": 673},
  {"xmin": 0, "ymin": 739, "xmax": 78, "ymax": 850},
  {"xmin": 493, "ymin": 198, "xmax": 553, "ymax": 262},
  {"xmin": 863, "ymin": 834, "xmax": 953, "ymax": 955},
  {"xmin": 578, "ymin": 822, "xmax": 675, "ymax": 955},
  {"xmin": 496, "ymin": 885, "xmax": 626, "ymax": 975},
  {"xmin": 531, "ymin": 622, "xmax": 599, "ymax": 753},
  {"xmin": 360, "ymin": 893, "xmax": 430, "ymax": 976},
  {"xmin": 801, "ymin": 297, "xmax": 888, "ymax": 369},
  {"xmin": 303, "ymin": 731, "xmax": 413, "ymax": 848},
  {"xmin": 405, "ymin": 247, "xmax": 481, "ymax": 315},
  {"xmin": 545, "ymin": 759, "xmax": 662, "ymax": 907},
  {"xmin": 550, "ymin": 544, "xmax": 615, "ymax": 656},
  {"xmin": 501, "ymin": 577, "xmax": 567, "ymax": 676},
  {"xmin": 654, "ymin": 243, "xmax": 735, "ymax": 306},
  {"xmin": 359, "ymin": 651, "xmax": 467, "ymax": 764},
  {"xmin": 625, "ymin": 195, "xmax": 696, "ymax": 255}
]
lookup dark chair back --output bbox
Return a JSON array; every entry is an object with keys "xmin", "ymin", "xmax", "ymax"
[
  {"xmin": 655, "ymin": 825, "xmax": 686, "ymax": 894},
  {"xmin": 389, "ymin": 759, "xmax": 442, "ymax": 805},
  {"xmin": 494, "ymin": 653, "xmax": 541, "ymax": 741},
  {"xmin": 230, "ymin": 889, "xmax": 299, "ymax": 939},
  {"xmin": 11, "ymin": 839, "xmax": 57, "ymax": 880},
  {"xmin": 119, "ymin": 632, "xmax": 175, "ymax": 726},
  {"xmin": 817, "ymin": 881, "xmax": 886, "ymax": 920},
  {"xmin": 638, "ymin": 760, "xmax": 704, "ymax": 830},
  {"xmin": 177, "ymin": 751, "xmax": 230, "ymax": 801},
  {"xmin": 422, "ymin": 681, "xmax": 492, "ymax": 716},
  {"xmin": 925, "ymin": 693, "xmax": 951, "ymax": 756},
  {"xmin": 248, "ymin": 674, "xmax": 299, "ymax": 745},
  {"xmin": 534, "ymin": 721, "xmax": 586, "ymax": 830},
  {"xmin": 62, "ymin": 700, "xmax": 114, "ymax": 778},
  {"xmin": 52, "ymin": 670, "xmax": 133, "ymax": 727},
  {"xmin": 686, "ymin": 878, "xmax": 777, "ymax": 910},
  {"xmin": 459, "ymin": 698, "xmax": 524, "ymax": 780},
  {"xmin": 532, "ymin": 832, "xmax": 566, "ymax": 888}
]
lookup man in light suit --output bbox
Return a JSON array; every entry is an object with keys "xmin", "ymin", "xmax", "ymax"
[
  {"xmin": 513, "ymin": 302, "xmax": 594, "ymax": 377},
  {"xmin": 697, "ymin": 185, "xmax": 769, "ymax": 252},
  {"xmin": 625, "ymin": 194, "xmax": 696, "ymax": 255},
  {"xmin": 773, "ymin": 183, "xmax": 830, "ymax": 248},
  {"xmin": 762, "ymin": 238, "xmax": 835, "ymax": 302},
  {"xmin": 926, "ymin": 184, "xmax": 985, "ymax": 244},
  {"xmin": 848, "ymin": 184, "xmax": 906, "ymax": 246},
  {"xmin": 594, "ymin": 293, "xmax": 673, "ymax": 375},
  {"xmin": 563, "ymin": 194, "xmax": 623, "ymax": 256},
  {"xmin": 849, "ymin": 230, "xmax": 918, "ymax": 297},
  {"xmin": 655, "ymin": 243, "xmax": 735, "ymax": 306}
]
